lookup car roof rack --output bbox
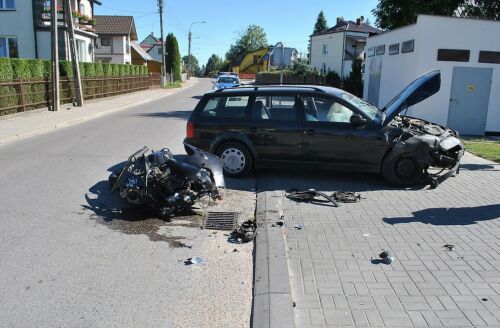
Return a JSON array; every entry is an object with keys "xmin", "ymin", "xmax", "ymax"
[{"xmin": 216, "ymin": 85, "xmax": 327, "ymax": 93}]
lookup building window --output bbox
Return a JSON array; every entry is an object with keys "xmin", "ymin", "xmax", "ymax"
[
  {"xmin": 478, "ymin": 51, "xmax": 500, "ymax": 64},
  {"xmin": 0, "ymin": 36, "xmax": 18, "ymax": 58},
  {"xmin": 367, "ymin": 47, "xmax": 375, "ymax": 57},
  {"xmin": 376, "ymin": 45, "xmax": 385, "ymax": 55},
  {"xmin": 0, "ymin": 0, "xmax": 15, "ymax": 10},
  {"xmin": 437, "ymin": 49, "xmax": 470, "ymax": 62},
  {"xmin": 101, "ymin": 37, "xmax": 109, "ymax": 46},
  {"xmin": 322, "ymin": 44, "xmax": 328, "ymax": 55},
  {"xmin": 401, "ymin": 40, "xmax": 414, "ymax": 53},
  {"xmin": 389, "ymin": 43, "xmax": 399, "ymax": 55}
]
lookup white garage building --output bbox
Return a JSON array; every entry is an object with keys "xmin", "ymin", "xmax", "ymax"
[{"xmin": 363, "ymin": 15, "xmax": 500, "ymax": 136}]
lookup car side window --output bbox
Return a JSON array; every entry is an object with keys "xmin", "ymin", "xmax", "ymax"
[
  {"xmin": 302, "ymin": 96, "xmax": 353, "ymax": 123},
  {"xmin": 252, "ymin": 95, "xmax": 298, "ymax": 121},
  {"xmin": 201, "ymin": 96, "xmax": 250, "ymax": 118}
]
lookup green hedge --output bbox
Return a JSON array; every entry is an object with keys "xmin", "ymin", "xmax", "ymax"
[{"xmin": 0, "ymin": 57, "xmax": 149, "ymax": 114}]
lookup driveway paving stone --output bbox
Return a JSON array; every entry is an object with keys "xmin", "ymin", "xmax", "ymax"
[{"xmin": 257, "ymin": 152, "xmax": 500, "ymax": 327}]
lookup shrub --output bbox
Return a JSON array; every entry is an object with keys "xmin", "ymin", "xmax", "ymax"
[
  {"xmin": 0, "ymin": 58, "xmax": 14, "ymax": 80},
  {"xmin": 94, "ymin": 62, "xmax": 104, "ymax": 77}
]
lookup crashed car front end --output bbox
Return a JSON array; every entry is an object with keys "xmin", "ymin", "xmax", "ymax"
[{"xmin": 388, "ymin": 116, "xmax": 464, "ymax": 188}]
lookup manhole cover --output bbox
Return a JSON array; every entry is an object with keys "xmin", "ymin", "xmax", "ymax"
[{"xmin": 203, "ymin": 212, "xmax": 238, "ymax": 231}]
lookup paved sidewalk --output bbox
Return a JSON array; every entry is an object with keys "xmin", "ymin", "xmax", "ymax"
[
  {"xmin": 0, "ymin": 78, "xmax": 199, "ymax": 145},
  {"xmin": 257, "ymin": 153, "xmax": 500, "ymax": 327}
]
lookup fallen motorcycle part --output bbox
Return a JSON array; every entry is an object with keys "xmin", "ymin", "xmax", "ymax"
[
  {"xmin": 203, "ymin": 211, "xmax": 238, "ymax": 231},
  {"xmin": 286, "ymin": 190, "xmax": 339, "ymax": 207},
  {"xmin": 185, "ymin": 256, "xmax": 204, "ymax": 266},
  {"xmin": 379, "ymin": 250, "xmax": 394, "ymax": 265},
  {"xmin": 231, "ymin": 220, "xmax": 257, "ymax": 243},
  {"xmin": 333, "ymin": 191, "xmax": 363, "ymax": 203}
]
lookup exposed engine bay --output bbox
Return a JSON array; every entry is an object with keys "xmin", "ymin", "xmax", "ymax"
[
  {"xmin": 385, "ymin": 115, "xmax": 464, "ymax": 188},
  {"xmin": 109, "ymin": 143, "xmax": 225, "ymax": 218}
]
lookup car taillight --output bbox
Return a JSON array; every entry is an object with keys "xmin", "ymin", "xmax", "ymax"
[{"xmin": 186, "ymin": 122, "xmax": 195, "ymax": 139}]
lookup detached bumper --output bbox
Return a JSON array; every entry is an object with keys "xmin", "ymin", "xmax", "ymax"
[{"xmin": 426, "ymin": 148, "xmax": 464, "ymax": 189}]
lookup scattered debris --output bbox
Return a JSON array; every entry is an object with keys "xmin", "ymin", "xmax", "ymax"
[
  {"xmin": 294, "ymin": 224, "xmax": 304, "ymax": 230},
  {"xmin": 332, "ymin": 191, "xmax": 363, "ymax": 203},
  {"xmin": 185, "ymin": 256, "xmax": 204, "ymax": 266},
  {"xmin": 286, "ymin": 189, "xmax": 339, "ymax": 207},
  {"xmin": 230, "ymin": 220, "xmax": 257, "ymax": 243},
  {"xmin": 233, "ymin": 248, "xmax": 239, "ymax": 252},
  {"xmin": 379, "ymin": 250, "xmax": 394, "ymax": 265},
  {"xmin": 482, "ymin": 298, "xmax": 488, "ymax": 301},
  {"xmin": 276, "ymin": 221, "xmax": 284, "ymax": 227},
  {"xmin": 443, "ymin": 244, "xmax": 455, "ymax": 251},
  {"xmin": 362, "ymin": 233, "xmax": 370, "ymax": 237}
]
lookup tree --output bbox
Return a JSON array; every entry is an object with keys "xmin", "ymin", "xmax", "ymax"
[
  {"xmin": 183, "ymin": 54, "xmax": 201, "ymax": 77},
  {"xmin": 459, "ymin": 0, "xmax": 500, "ymax": 20},
  {"xmin": 313, "ymin": 11, "xmax": 329, "ymax": 34},
  {"xmin": 204, "ymin": 54, "xmax": 222, "ymax": 77},
  {"xmin": 372, "ymin": 0, "xmax": 463, "ymax": 29},
  {"xmin": 165, "ymin": 33, "xmax": 181, "ymax": 81},
  {"xmin": 225, "ymin": 25, "xmax": 268, "ymax": 63}
]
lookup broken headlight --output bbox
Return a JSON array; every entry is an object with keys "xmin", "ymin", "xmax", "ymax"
[{"xmin": 439, "ymin": 137, "xmax": 461, "ymax": 151}]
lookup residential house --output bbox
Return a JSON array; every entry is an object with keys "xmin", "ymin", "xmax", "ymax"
[
  {"xmin": 231, "ymin": 43, "xmax": 298, "ymax": 74},
  {"xmin": 131, "ymin": 40, "xmax": 161, "ymax": 72},
  {"xmin": 94, "ymin": 15, "xmax": 137, "ymax": 64},
  {"xmin": 364, "ymin": 15, "xmax": 500, "ymax": 136},
  {"xmin": 0, "ymin": 0, "xmax": 100, "ymax": 61},
  {"xmin": 309, "ymin": 17, "xmax": 381, "ymax": 77},
  {"xmin": 139, "ymin": 32, "xmax": 163, "ymax": 62}
]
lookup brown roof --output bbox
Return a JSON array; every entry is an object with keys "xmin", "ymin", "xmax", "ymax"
[
  {"xmin": 311, "ymin": 20, "xmax": 381, "ymax": 37},
  {"xmin": 94, "ymin": 15, "xmax": 137, "ymax": 40}
]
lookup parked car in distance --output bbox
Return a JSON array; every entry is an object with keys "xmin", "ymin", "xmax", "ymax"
[
  {"xmin": 186, "ymin": 70, "xmax": 464, "ymax": 188},
  {"xmin": 212, "ymin": 75, "xmax": 240, "ymax": 90},
  {"xmin": 218, "ymin": 72, "xmax": 239, "ymax": 77}
]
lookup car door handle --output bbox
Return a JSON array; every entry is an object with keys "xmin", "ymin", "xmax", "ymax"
[
  {"xmin": 304, "ymin": 129, "xmax": 315, "ymax": 135},
  {"xmin": 249, "ymin": 127, "xmax": 257, "ymax": 133}
]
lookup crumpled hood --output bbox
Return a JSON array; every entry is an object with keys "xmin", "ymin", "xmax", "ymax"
[{"xmin": 382, "ymin": 70, "xmax": 441, "ymax": 126}]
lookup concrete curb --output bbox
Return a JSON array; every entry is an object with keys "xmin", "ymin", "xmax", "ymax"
[
  {"xmin": 0, "ymin": 80, "xmax": 198, "ymax": 145},
  {"xmin": 252, "ymin": 191, "xmax": 295, "ymax": 328}
]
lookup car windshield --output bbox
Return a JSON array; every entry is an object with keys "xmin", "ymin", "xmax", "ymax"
[
  {"xmin": 340, "ymin": 92, "xmax": 382, "ymax": 120},
  {"xmin": 218, "ymin": 77, "xmax": 239, "ymax": 84}
]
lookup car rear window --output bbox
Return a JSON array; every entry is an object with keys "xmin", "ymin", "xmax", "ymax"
[{"xmin": 201, "ymin": 96, "xmax": 250, "ymax": 118}]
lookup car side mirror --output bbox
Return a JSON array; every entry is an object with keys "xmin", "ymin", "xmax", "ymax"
[{"xmin": 350, "ymin": 114, "xmax": 366, "ymax": 127}]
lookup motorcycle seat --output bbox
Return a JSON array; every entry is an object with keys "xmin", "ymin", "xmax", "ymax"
[{"xmin": 167, "ymin": 158, "xmax": 200, "ymax": 179}]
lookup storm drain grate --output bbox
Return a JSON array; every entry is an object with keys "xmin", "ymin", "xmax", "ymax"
[{"xmin": 203, "ymin": 212, "xmax": 238, "ymax": 231}]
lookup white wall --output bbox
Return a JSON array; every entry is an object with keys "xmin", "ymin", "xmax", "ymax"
[
  {"xmin": 310, "ymin": 32, "xmax": 344, "ymax": 74},
  {"xmin": 364, "ymin": 15, "xmax": 500, "ymax": 133},
  {"xmin": 0, "ymin": 1, "xmax": 36, "ymax": 58},
  {"xmin": 364, "ymin": 24, "xmax": 418, "ymax": 107}
]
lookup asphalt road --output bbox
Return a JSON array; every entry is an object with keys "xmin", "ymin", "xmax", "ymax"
[{"xmin": 0, "ymin": 79, "xmax": 254, "ymax": 327}]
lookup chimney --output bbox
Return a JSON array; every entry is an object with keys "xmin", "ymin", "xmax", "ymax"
[
  {"xmin": 356, "ymin": 18, "xmax": 361, "ymax": 25},
  {"xmin": 150, "ymin": 32, "xmax": 154, "ymax": 37},
  {"xmin": 336, "ymin": 16, "xmax": 344, "ymax": 24}
]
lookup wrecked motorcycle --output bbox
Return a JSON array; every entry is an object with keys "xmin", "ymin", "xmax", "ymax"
[{"xmin": 109, "ymin": 143, "xmax": 225, "ymax": 218}]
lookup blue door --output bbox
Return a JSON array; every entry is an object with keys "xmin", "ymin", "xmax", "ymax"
[{"xmin": 447, "ymin": 67, "xmax": 492, "ymax": 135}]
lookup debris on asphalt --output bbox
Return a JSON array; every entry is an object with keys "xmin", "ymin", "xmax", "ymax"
[
  {"xmin": 379, "ymin": 250, "xmax": 394, "ymax": 265},
  {"xmin": 443, "ymin": 244, "xmax": 455, "ymax": 251},
  {"xmin": 482, "ymin": 298, "xmax": 488, "ymax": 301},
  {"xmin": 185, "ymin": 256, "xmax": 204, "ymax": 266},
  {"xmin": 332, "ymin": 191, "xmax": 363, "ymax": 203},
  {"xmin": 294, "ymin": 224, "xmax": 304, "ymax": 230},
  {"xmin": 276, "ymin": 221, "xmax": 284, "ymax": 227},
  {"xmin": 233, "ymin": 248, "xmax": 239, "ymax": 252},
  {"xmin": 286, "ymin": 189, "xmax": 339, "ymax": 207},
  {"xmin": 362, "ymin": 233, "xmax": 370, "ymax": 237},
  {"xmin": 229, "ymin": 220, "xmax": 256, "ymax": 243}
]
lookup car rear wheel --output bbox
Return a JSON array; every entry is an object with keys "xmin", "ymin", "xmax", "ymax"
[
  {"xmin": 216, "ymin": 142, "xmax": 253, "ymax": 177},
  {"xmin": 382, "ymin": 152, "xmax": 424, "ymax": 187}
]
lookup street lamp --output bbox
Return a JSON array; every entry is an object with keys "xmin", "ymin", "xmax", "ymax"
[{"xmin": 187, "ymin": 21, "xmax": 206, "ymax": 79}]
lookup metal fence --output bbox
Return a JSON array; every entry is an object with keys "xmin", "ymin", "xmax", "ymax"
[
  {"xmin": 0, "ymin": 73, "xmax": 162, "ymax": 116},
  {"xmin": 255, "ymin": 72, "xmax": 363, "ymax": 97}
]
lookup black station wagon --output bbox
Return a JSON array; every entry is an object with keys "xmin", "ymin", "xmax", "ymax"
[{"xmin": 185, "ymin": 71, "xmax": 464, "ymax": 187}]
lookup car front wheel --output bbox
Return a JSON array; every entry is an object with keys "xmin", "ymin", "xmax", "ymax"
[
  {"xmin": 382, "ymin": 152, "xmax": 424, "ymax": 187},
  {"xmin": 216, "ymin": 142, "xmax": 253, "ymax": 177}
]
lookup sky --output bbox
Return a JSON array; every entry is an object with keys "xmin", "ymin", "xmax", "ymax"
[{"xmin": 95, "ymin": 0, "xmax": 379, "ymax": 67}]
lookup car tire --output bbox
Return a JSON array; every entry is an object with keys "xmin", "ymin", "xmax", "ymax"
[
  {"xmin": 216, "ymin": 142, "xmax": 253, "ymax": 177},
  {"xmin": 382, "ymin": 151, "xmax": 424, "ymax": 187}
]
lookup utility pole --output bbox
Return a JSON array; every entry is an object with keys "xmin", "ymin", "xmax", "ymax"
[
  {"xmin": 187, "ymin": 30, "xmax": 191, "ymax": 79},
  {"xmin": 65, "ymin": 0, "xmax": 83, "ymax": 106},
  {"xmin": 158, "ymin": 0, "xmax": 167, "ymax": 86},
  {"xmin": 280, "ymin": 42, "xmax": 285, "ymax": 85},
  {"xmin": 50, "ymin": 0, "xmax": 60, "ymax": 111},
  {"xmin": 187, "ymin": 21, "xmax": 206, "ymax": 80}
]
